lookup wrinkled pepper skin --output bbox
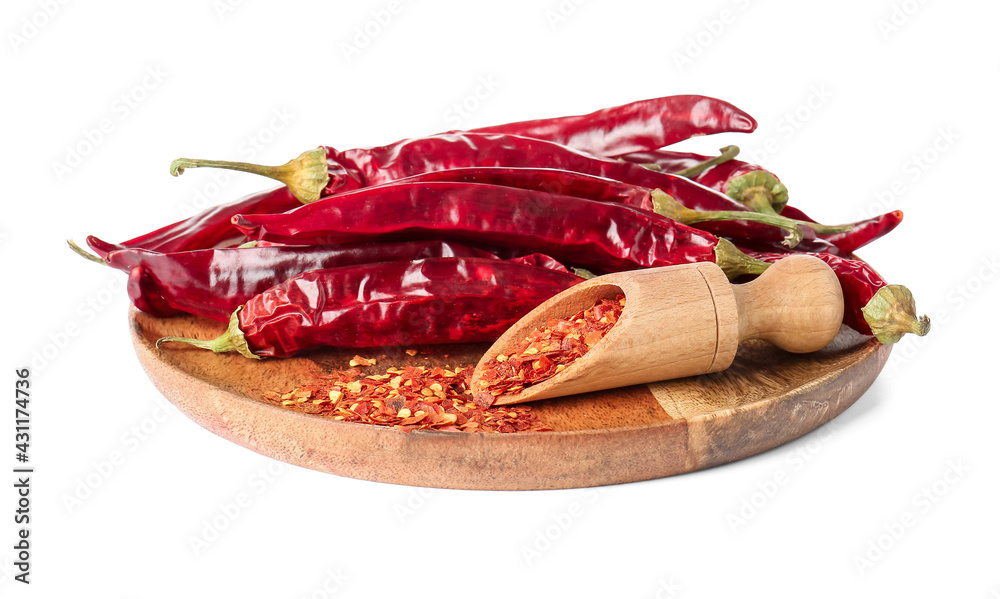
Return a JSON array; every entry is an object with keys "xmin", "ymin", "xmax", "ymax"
[
  {"xmin": 467, "ymin": 94, "xmax": 757, "ymax": 157},
  {"xmin": 87, "ymin": 186, "xmax": 301, "ymax": 258},
  {"xmin": 233, "ymin": 181, "xmax": 720, "ymax": 275},
  {"xmin": 238, "ymin": 258, "xmax": 584, "ymax": 356},
  {"xmin": 108, "ymin": 240, "xmax": 500, "ymax": 322}
]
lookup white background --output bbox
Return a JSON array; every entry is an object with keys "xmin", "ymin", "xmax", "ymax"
[{"xmin": 2, "ymin": 0, "xmax": 998, "ymax": 597}]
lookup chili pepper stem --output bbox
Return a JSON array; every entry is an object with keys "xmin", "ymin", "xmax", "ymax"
[
  {"xmin": 861, "ymin": 285, "xmax": 931, "ymax": 344},
  {"xmin": 651, "ymin": 190, "xmax": 804, "ymax": 248},
  {"xmin": 67, "ymin": 239, "xmax": 107, "ymax": 265},
  {"xmin": 714, "ymin": 238, "xmax": 770, "ymax": 280},
  {"xmin": 672, "ymin": 145, "xmax": 741, "ymax": 178},
  {"xmin": 726, "ymin": 170, "xmax": 789, "ymax": 213},
  {"xmin": 155, "ymin": 307, "xmax": 260, "ymax": 359},
  {"xmin": 725, "ymin": 173, "xmax": 852, "ymax": 235},
  {"xmin": 169, "ymin": 148, "xmax": 330, "ymax": 204}
]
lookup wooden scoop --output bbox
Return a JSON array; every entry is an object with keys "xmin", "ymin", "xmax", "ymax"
[{"xmin": 470, "ymin": 255, "xmax": 845, "ymax": 405}]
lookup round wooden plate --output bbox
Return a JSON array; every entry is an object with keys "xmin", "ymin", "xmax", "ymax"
[{"xmin": 130, "ymin": 307, "xmax": 891, "ymax": 490}]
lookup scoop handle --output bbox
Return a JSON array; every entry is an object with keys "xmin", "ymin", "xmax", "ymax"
[{"xmin": 732, "ymin": 254, "xmax": 844, "ymax": 353}]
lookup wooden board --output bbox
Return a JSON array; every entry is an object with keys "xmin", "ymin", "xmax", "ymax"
[{"xmin": 129, "ymin": 307, "xmax": 891, "ymax": 490}]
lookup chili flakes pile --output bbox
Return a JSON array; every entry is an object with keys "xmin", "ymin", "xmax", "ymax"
[
  {"xmin": 262, "ymin": 361, "xmax": 550, "ymax": 433},
  {"xmin": 476, "ymin": 294, "xmax": 626, "ymax": 402}
]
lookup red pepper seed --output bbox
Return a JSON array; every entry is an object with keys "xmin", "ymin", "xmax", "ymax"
[
  {"xmin": 264, "ymin": 363, "xmax": 550, "ymax": 433},
  {"xmin": 478, "ymin": 295, "xmax": 625, "ymax": 399}
]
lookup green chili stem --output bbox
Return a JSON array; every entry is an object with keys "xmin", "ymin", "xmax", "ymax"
[
  {"xmin": 651, "ymin": 190, "xmax": 803, "ymax": 248},
  {"xmin": 713, "ymin": 238, "xmax": 770, "ymax": 280},
  {"xmin": 169, "ymin": 148, "xmax": 330, "ymax": 204},
  {"xmin": 861, "ymin": 285, "xmax": 931, "ymax": 344},
  {"xmin": 67, "ymin": 239, "xmax": 107, "ymax": 265},
  {"xmin": 740, "ymin": 188, "xmax": 780, "ymax": 215},
  {"xmin": 793, "ymin": 220, "xmax": 853, "ymax": 235},
  {"xmin": 726, "ymin": 171, "xmax": 789, "ymax": 214},
  {"xmin": 155, "ymin": 308, "xmax": 260, "ymax": 359},
  {"xmin": 672, "ymin": 145, "xmax": 741, "ymax": 178}
]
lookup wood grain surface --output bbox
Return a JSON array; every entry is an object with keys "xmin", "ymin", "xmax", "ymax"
[{"xmin": 129, "ymin": 306, "xmax": 891, "ymax": 490}]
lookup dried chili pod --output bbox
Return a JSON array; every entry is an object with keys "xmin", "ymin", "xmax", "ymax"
[
  {"xmin": 170, "ymin": 133, "xmax": 808, "ymax": 246},
  {"xmin": 391, "ymin": 167, "xmax": 804, "ymax": 245},
  {"xmin": 745, "ymin": 250, "xmax": 930, "ymax": 344},
  {"xmin": 73, "ymin": 239, "xmax": 502, "ymax": 322},
  {"xmin": 467, "ymin": 94, "xmax": 758, "ymax": 156},
  {"xmin": 155, "ymin": 258, "xmax": 585, "ymax": 357},
  {"xmin": 86, "ymin": 186, "xmax": 303, "ymax": 259},
  {"xmin": 231, "ymin": 181, "xmax": 770, "ymax": 279}
]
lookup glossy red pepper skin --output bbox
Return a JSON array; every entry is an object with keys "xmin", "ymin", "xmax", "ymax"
[
  {"xmin": 745, "ymin": 250, "xmax": 887, "ymax": 336},
  {"xmin": 94, "ymin": 129, "xmax": 755, "ymax": 258},
  {"xmin": 237, "ymin": 258, "xmax": 584, "ymax": 356},
  {"xmin": 109, "ymin": 240, "xmax": 501, "ymax": 322},
  {"xmin": 315, "ymin": 132, "xmax": 791, "ymax": 243},
  {"xmin": 127, "ymin": 266, "xmax": 181, "ymax": 318},
  {"xmin": 467, "ymin": 95, "xmax": 757, "ymax": 157},
  {"xmin": 390, "ymin": 167, "xmax": 651, "ymax": 207},
  {"xmin": 87, "ymin": 186, "xmax": 301, "ymax": 259},
  {"xmin": 233, "ymin": 181, "xmax": 720, "ymax": 274}
]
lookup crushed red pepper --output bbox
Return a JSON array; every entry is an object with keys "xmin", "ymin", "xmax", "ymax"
[
  {"xmin": 262, "ymin": 363, "xmax": 550, "ymax": 433},
  {"xmin": 477, "ymin": 294, "xmax": 626, "ymax": 402}
]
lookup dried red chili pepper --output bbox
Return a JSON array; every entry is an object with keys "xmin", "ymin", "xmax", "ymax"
[
  {"xmin": 744, "ymin": 250, "xmax": 929, "ymax": 344},
  {"xmin": 476, "ymin": 295, "xmax": 626, "ymax": 403},
  {"xmin": 467, "ymin": 94, "xmax": 757, "ymax": 156},
  {"xmin": 76, "ymin": 239, "xmax": 502, "ymax": 322},
  {"xmin": 172, "ymin": 133, "xmax": 808, "ymax": 245},
  {"xmin": 231, "ymin": 181, "xmax": 770, "ymax": 279},
  {"xmin": 263, "ymin": 365, "xmax": 550, "ymax": 432},
  {"xmin": 391, "ymin": 166, "xmax": 651, "ymax": 206},
  {"xmin": 155, "ymin": 257, "xmax": 585, "ymax": 358},
  {"xmin": 86, "ymin": 185, "xmax": 304, "ymax": 259},
  {"xmin": 385, "ymin": 166, "xmax": 807, "ymax": 244},
  {"xmin": 126, "ymin": 266, "xmax": 180, "ymax": 318}
]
